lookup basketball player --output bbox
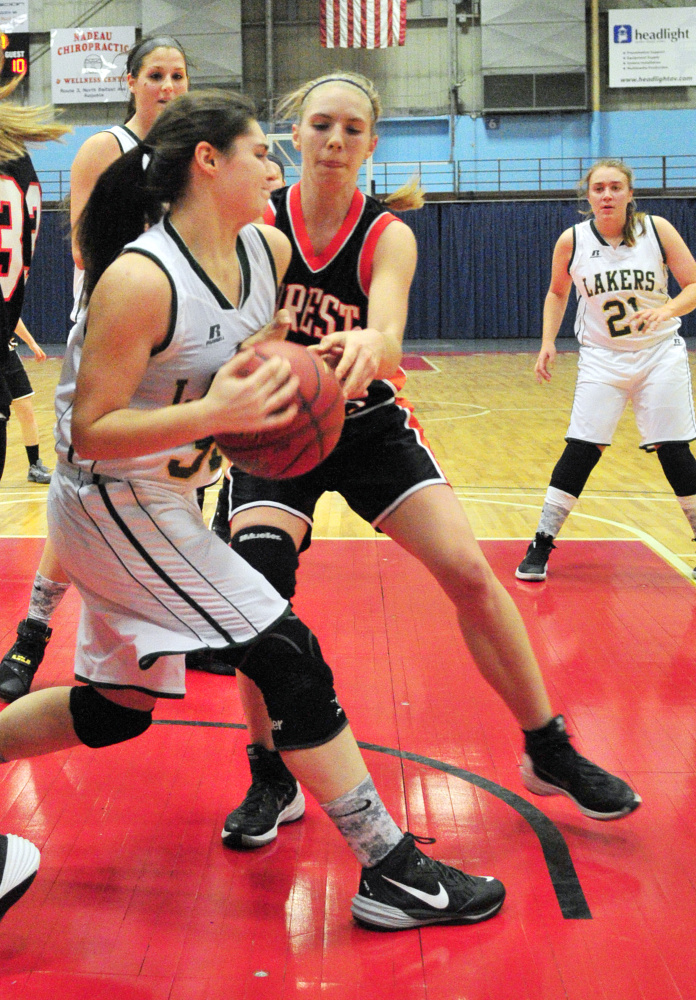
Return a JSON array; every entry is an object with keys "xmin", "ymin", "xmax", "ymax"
[
  {"xmin": 3, "ymin": 318, "xmax": 53, "ymax": 482},
  {"xmin": 267, "ymin": 152, "xmax": 286, "ymax": 189},
  {"xmin": 207, "ymin": 73, "xmax": 640, "ymax": 853},
  {"xmin": 0, "ymin": 91, "xmax": 506, "ymax": 931},
  {"xmin": 0, "ymin": 68, "xmax": 70, "ymax": 919},
  {"xmin": 517, "ymin": 159, "xmax": 696, "ymax": 581},
  {"xmin": 0, "ymin": 35, "xmax": 190, "ymax": 702}
]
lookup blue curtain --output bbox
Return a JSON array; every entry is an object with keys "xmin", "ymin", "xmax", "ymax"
[
  {"xmin": 23, "ymin": 209, "xmax": 74, "ymax": 344},
  {"xmin": 410, "ymin": 197, "xmax": 696, "ymax": 340}
]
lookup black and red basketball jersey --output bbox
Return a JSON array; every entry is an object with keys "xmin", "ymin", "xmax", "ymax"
[
  {"xmin": 0, "ymin": 153, "xmax": 41, "ymax": 351},
  {"xmin": 264, "ymin": 183, "xmax": 406, "ymax": 410}
]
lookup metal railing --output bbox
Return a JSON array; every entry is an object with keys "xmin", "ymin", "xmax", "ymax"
[{"xmin": 37, "ymin": 154, "xmax": 696, "ymax": 205}]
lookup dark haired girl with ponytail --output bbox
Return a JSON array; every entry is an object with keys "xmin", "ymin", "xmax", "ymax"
[
  {"xmin": 0, "ymin": 90, "xmax": 506, "ymax": 932},
  {"xmin": 0, "ymin": 35, "xmax": 189, "ymax": 704}
]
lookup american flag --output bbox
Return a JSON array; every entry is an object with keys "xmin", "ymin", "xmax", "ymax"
[{"xmin": 320, "ymin": 0, "xmax": 407, "ymax": 48}]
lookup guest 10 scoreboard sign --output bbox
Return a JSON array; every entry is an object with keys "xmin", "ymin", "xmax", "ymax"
[
  {"xmin": 609, "ymin": 7, "xmax": 696, "ymax": 87},
  {"xmin": 0, "ymin": 32, "xmax": 28, "ymax": 80}
]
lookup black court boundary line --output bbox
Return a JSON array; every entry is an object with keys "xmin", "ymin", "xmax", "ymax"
[{"xmin": 153, "ymin": 720, "xmax": 591, "ymax": 919}]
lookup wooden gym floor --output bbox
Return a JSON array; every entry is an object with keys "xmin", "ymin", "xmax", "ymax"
[{"xmin": 1, "ymin": 348, "xmax": 696, "ymax": 1000}]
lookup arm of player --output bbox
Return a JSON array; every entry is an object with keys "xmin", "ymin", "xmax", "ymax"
[
  {"xmin": 630, "ymin": 217, "xmax": 696, "ymax": 334},
  {"xmin": 310, "ymin": 220, "xmax": 417, "ymax": 400},
  {"xmin": 14, "ymin": 318, "xmax": 46, "ymax": 361},
  {"xmin": 70, "ymin": 132, "xmax": 124, "ymax": 270},
  {"xmin": 71, "ymin": 254, "xmax": 299, "ymax": 460},
  {"xmin": 536, "ymin": 229, "xmax": 574, "ymax": 384}
]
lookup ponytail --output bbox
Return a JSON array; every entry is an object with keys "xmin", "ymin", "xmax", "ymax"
[
  {"xmin": 0, "ymin": 75, "xmax": 70, "ymax": 162},
  {"xmin": 383, "ymin": 176, "xmax": 425, "ymax": 212},
  {"xmin": 78, "ymin": 90, "xmax": 257, "ymax": 302},
  {"xmin": 78, "ymin": 147, "xmax": 162, "ymax": 300}
]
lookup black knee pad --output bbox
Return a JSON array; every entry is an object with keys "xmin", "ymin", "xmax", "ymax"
[
  {"xmin": 550, "ymin": 439, "xmax": 602, "ymax": 498},
  {"xmin": 656, "ymin": 441, "xmax": 696, "ymax": 497},
  {"xmin": 231, "ymin": 525, "xmax": 299, "ymax": 600},
  {"xmin": 69, "ymin": 685, "xmax": 153, "ymax": 748},
  {"xmin": 237, "ymin": 613, "xmax": 348, "ymax": 750}
]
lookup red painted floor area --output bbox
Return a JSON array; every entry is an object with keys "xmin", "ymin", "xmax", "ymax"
[{"xmin": 1, "ymin": 538, "xmax": 695, "ymax": 1000}]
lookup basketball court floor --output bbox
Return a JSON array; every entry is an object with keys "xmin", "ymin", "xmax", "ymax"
[{"xmin": 1, "ymin": 349, "xmax": 695, "ymax": 1000}]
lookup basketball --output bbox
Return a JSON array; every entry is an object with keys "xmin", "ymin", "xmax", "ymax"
[{"xmin": 215, "ymin": 340, "xmax": 345, "ymax": 479}]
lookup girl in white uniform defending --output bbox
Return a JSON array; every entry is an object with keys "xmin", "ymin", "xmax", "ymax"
[
  {"xmin": 0, "ymin": 35, "xmax": 190, "ymax": 702},
  {"xmin": 517, "ymin": 159, "xmax": 696, "ymax": 581},
  {"xmin": 0, "ymin": 90, "xmax": 506, "ymax": 932}
]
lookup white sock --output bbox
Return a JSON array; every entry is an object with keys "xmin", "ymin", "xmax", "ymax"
[
  {"xmin": 678, "ymin": 495, "xmax": 696, "ymax": 538},
  {"xmin": 27, "ymin": 572, "xmax": 70, "ymax": 625},
  {"xmin": 537, "ymin": 487, "xmax": 577, "ymax": 538},
  {"xmin": 322, "ymin": 775, "xmax": 403, "ymax": 867}
]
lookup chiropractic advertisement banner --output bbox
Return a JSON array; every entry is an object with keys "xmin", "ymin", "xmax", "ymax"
[
  {"xmin": 609, "ymin": 7, "xmax": 696, "ymax": 87},
  {"xmin": 51, "ymin": 26, "xmax": 135, "ymax": 103}
]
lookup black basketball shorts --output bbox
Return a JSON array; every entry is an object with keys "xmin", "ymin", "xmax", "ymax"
[
  {"xmin": 0, "ymin": 349, "xmax": 33, "ymax": 401},
  {"xmin": 229, "ymin": 396, "xmax": 448, "ymax": 550}
]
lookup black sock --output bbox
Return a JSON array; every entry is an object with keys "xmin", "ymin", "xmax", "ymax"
[
  {"xmin": 26, "ymin": 444, "xmax": 39, "ymax": 467},
  {"xmin": 523, "ymin": 715, "xmax": 566, "ymax": 760}
]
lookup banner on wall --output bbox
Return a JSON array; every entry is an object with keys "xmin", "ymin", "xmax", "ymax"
[
  {"xmin": 609, "ymin": 7, "xmax": 696, "ymax": 87},
  {"xmin": 0, "ymin": 0, "xmax": 27, "ymax": 33},
  {"xmin": 51, "ymin": 26, "xmax": 135, "ymax": 103}
]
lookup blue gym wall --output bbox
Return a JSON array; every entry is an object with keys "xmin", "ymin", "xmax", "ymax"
[{"xmin": 28, "ymin": 108, "xmax": 696, "ymax": 174}]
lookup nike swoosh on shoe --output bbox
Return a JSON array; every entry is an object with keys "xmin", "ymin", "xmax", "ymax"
[{"xmin": 382, "ymin": 876, "xmax": 449, "ymax": 909}]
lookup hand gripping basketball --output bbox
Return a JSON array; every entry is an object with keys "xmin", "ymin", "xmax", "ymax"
[{"xmin": 215, "ymin": 340, "xmax": 345, "ymax": 479}]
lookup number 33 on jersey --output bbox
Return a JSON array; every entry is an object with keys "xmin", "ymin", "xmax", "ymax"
[{"xmin": 0, "ymin": 154, "xmax": 41, "ymax": 329}]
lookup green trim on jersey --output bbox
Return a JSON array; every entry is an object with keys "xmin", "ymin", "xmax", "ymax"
[
  {"xmin": 647, "ymin": 215, "xmax": 667, "ymax": 264},
  {"xmin": 254, "ymin": 225, "xmax": 278, "ymax": 289},
  {"xmin": 163, "ymin": 215, "xmax": 253, "ymax": 311},
  {"xmin": 120, "ymin": 248, "xmax": 179, "ymax": 356}
]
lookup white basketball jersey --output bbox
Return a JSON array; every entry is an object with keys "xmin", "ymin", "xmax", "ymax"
[
  {"xmin": 72, "ymin": 126, "xmax": 142, "ymax": 320},
  {"xmin": 570, "ymin": 216, "xmax": 680, "ymax": 351},
  {"xmin": 55, "ymin": 216, "xmax": 278, "ymax": 491}
]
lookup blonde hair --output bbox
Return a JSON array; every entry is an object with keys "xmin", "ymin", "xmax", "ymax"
[
  {"xmin": 579, "ymin": 158, "xmax": 645, "ymax": 248},
  {"xmin": 0, "ymin": 75, "xmax": 70, "ymax": 161},
  {"xmin": 277, "ymin": 71, "xmax": 424, "ymax": 212}
]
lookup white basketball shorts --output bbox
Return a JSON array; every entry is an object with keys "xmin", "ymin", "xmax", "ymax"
[
  {"xmin": 48, "ymin": 466, "xmax": 289, "ymax": 698},
  {"xmin": 566, "ymin": 336, "xmax": 696, "ymax": 449}
]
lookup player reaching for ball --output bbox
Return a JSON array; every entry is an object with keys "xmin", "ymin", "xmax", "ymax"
[
  {"xmin": 516, "ymin": 159, "xmax": 696, "ymax": 582},
  {"xmin": 0, "ymin": 90, "xmax": 507, "ymax": 931},
  {"xmin": 206, "ymin": 72, "xmax": 641, "ymax": 850}
]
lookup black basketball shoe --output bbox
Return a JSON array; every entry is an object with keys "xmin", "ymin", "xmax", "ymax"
[
  {"xmin": 0, "ymin": 618, "xmax": 52, "ymax": 703},
  {"xmin": 515, "ymin": 532, "xmax": 556, "ymax": 581},
  {"xmin": 521, "ymin": 715, "xmax": 641, "ymax": 820},
  {"xmin": 351, "ymin": 833, "xmax": 505, "ymax": 930},
  {"xmin": 0, "ymin": 834, "xmax": 40, "ymax": 920},
  {"xmin": 222, "ymin": 744, "xmax": 305, "ymax": 848}
]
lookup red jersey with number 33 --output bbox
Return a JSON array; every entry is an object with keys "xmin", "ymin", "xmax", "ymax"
[{"xmin": 0, "ymin": 153, "xmax": 41, "ymax": 339}]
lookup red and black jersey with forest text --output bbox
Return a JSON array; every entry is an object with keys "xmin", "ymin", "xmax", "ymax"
[{"xmin": 263, "ymin": 182, "xmax": 407, "ymax": 411}]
